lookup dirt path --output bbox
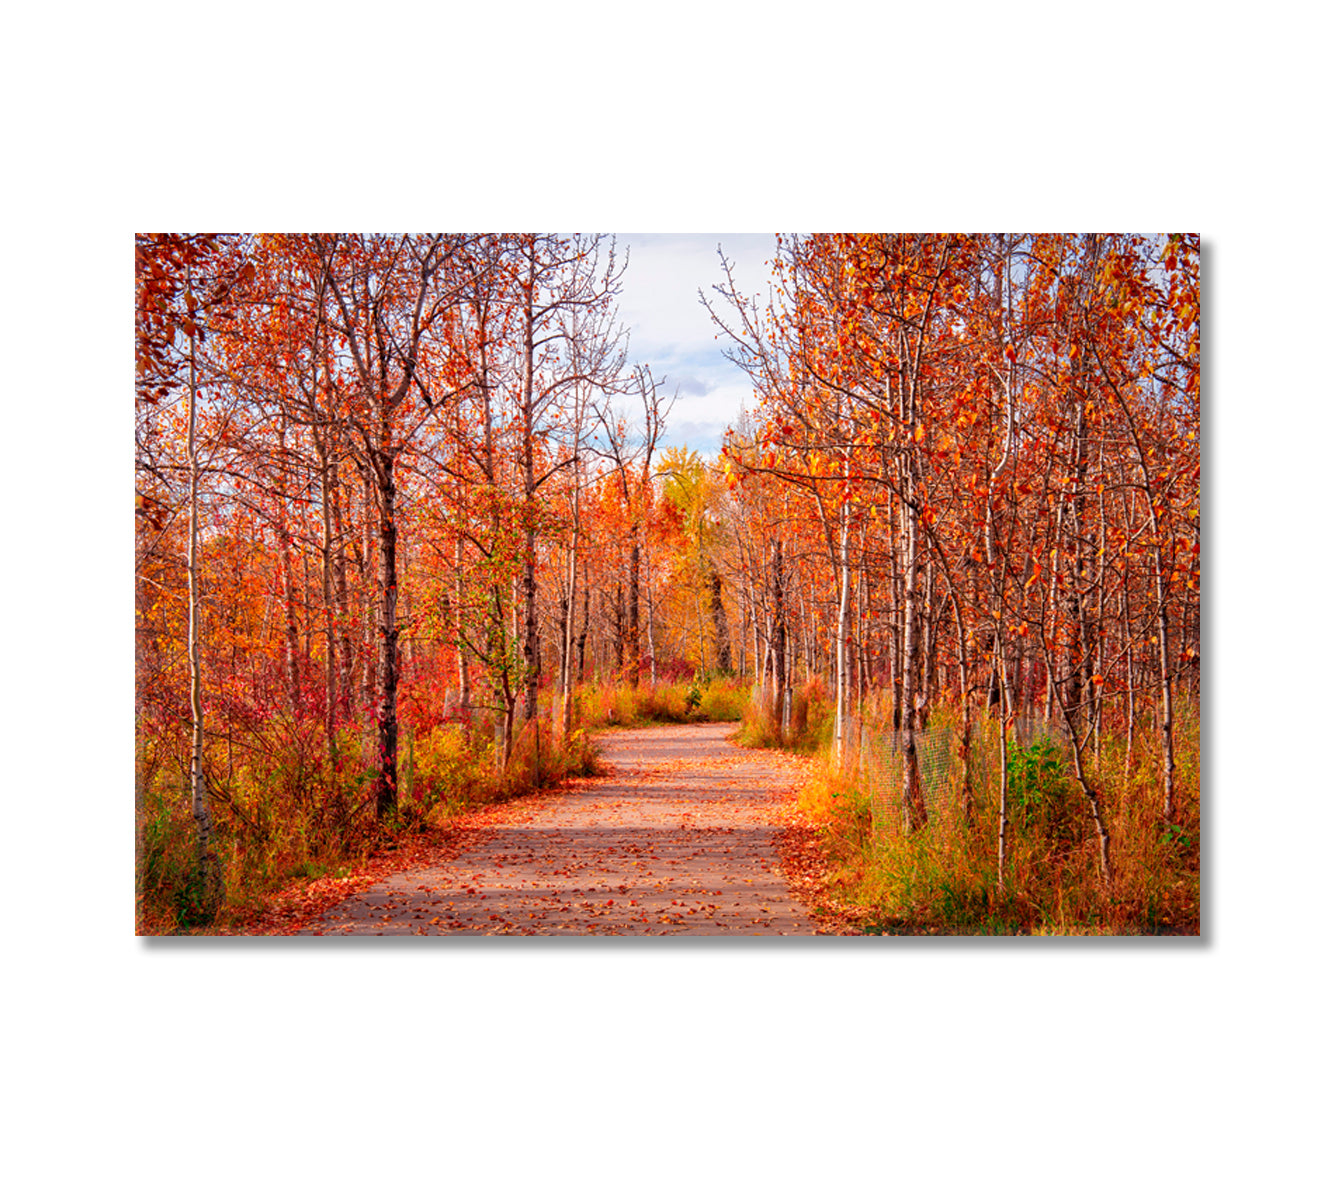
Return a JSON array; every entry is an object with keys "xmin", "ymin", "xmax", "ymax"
[{"xmin": 299, "ymin": 723, "xmax": 818, "ymax": 936}]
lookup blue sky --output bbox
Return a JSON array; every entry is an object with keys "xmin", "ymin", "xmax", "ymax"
[{"xmin": 612, "ymin": 233, "xmax": 780, "ymax": 457}]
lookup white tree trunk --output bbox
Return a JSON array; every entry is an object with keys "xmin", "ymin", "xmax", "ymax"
[
  {"xmin": 834, "ymin": 496, "xmax": 851, "ymax": 769},
  {"xmin": 186, "ymin": 311, "xmax": 221, "ymax": 921}
]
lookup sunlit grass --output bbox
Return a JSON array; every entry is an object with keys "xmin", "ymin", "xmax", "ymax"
[
  {"xmin": 576, "ymin": 674, "xmax": 747, "ymax": 729},
  {"xmin": 135, "ymin": 705, "xmax": 606, "ymax": 934},
  {"xmin": 787, "ymin": 693, "xmax": 1199, "ymax": 935}
]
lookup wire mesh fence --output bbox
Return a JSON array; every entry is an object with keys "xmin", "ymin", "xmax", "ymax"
[{"xmin": 845, "ymin": 713, "xmax": 1072, "ymax": 835}]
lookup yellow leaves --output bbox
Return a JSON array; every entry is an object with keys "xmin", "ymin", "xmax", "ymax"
[{"xmin": 913, "ymin": 423, "xmax": 925, "ymax": 444}]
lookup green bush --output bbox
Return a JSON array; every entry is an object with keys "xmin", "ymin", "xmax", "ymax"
[
  {"xmin": 1005, "ymin": 737, "xmax": 1081, "ymax": 848},
  {"xmin": 684, "ymin": 679, "xmax": 702, "ymax": 714}
]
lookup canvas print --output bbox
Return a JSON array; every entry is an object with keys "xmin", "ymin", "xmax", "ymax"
[{"xmin": 135, "ymin": 233, "xmax": 1200, "ymax": 936}]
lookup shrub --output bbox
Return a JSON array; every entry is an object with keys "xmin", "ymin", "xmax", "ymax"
[
  {"xmin": 136, "ymin": 770, "xmax": 226, "ymax": 931},
  {"xmin": 408, "ymin": 725, "xmax": 484, "ymax": 819},
  {"xmin": 573, "ymin": 676, "xmax": 745, "ymax": 728},
  {"xmin": 1005, "ymin": 737, "xmax": 1081, "ymax": 849},
  {"xmin": 583, "ymin": 682, "xmax": 640, "ymax": 727},
  {"xmin": 699, "ymin": 675, "xmax": 745, "ymax": 721},
  {"xmin": 137, "ymin": 781, "xmax": 198, "ymax": 929},
  {"xmin": 637, "ymin": 682, "xmax": 692, "ymax": 723}
]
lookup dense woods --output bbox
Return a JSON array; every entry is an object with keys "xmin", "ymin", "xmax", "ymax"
[
  {"xmin": 136, "ymin": 232, "xmax": 1199, "ymax": 933},
  {"xmin": 709, "ymin": 233, "xmax": 1200, "ymax": 929}
]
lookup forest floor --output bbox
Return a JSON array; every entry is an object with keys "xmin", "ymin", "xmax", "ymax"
[{"xmin": 244, "ymin": 723, "xmax": 855, "ymax": 936}]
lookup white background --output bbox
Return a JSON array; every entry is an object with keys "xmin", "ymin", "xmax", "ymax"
[{"xmin": 4, "ymin": 2, "xmax": 1329, "ymax": 1197}]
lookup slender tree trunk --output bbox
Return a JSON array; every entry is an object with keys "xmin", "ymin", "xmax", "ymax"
[
  {"xmin": 995, "ymin": 636, "xmax": 1010, "ymax": 892},
  {"xmin": 888, "ymin": 491, "xmax": 903, "ymax": 730},
  {"xmin": 987, "ymin": 294, "xmax": 1015, "ymax": 893},
  {"xmin": 399, "ymin": 526, "xmax": 413, "ymax": 679},
  {"xmin": 1044, "ymin": 499, "xmax": 1063, "ymax": 724},
  {"xmin": 456, "ymin": 533, "xmax": 471, "ymax": 715},
  {"xmin": 577, "ymin": 567, "xmax": 589, "ymax": 684},
  {"xmin": 949, "ymin": 587, "xmax": 975, "ymax": 825},
  {"xmin": 709, "ymin": 571, "xmax": 732, "ymax": 673},
  {"xmin": 360, "ymin": 468, "xmax": 377, "ymax": 730},
  {"xmin": 834, "ymin": 495, "xmax": 851, "ymax": 769},
  {"xmin": 1037, "ymin": 611, "xmax": 1115, "ymax": 885},
  {"xmin": 330, "ymin": 470, "xmax": 354, "ymax": 719},
  {"xmin": 645, "ymin": 537, "xmax": 658, "ymax": 688},
  {"xmin": 1152, "ymin": 541, "xmax": 1177, "ymax": 824},
  {"xmin": 774, "ymin": 539, "xmax": 788, "ymax": 737},
  {"xmin": 316, "ymin": 434, "xmax": 340, "ymax": 784},
  {"xmin": 613, "ymin": 582, "xmax": 625, "ymax": 672},
  {"xmin": 751, "ymin": 553, "xmax": 763, "ymax": 687},
  {"xmin": 560, "ymin": 458, "xmax": 581, "ymax": 741},
  {"xmin": 1108, "ymin": 375, "xmax": 1179, "ymax": 824},
  {"xmin": 520, "ymin": 274, "xmax": 541, "ymax": 724},
  {"xmin": 491, "ymin": 585, "xmax": 515, "ymax": 771},
  {"xmin": 628, "ymin": 533, "xmax": 641, "ymax": 688},
  {"xmin": 1122, "ymin": 546, "xmax": 1136, "ymax": 786},
  {"xmin": 370, "ymin": 446, "xmax": 399, "ymax": 821},
  {"xmin": 900, "ymin": 442, "xmax": 927, "ymax": 831},
  {"xmin": 185, "ymin": 310, "xmax": 222, "ymax": 920},
  {"xmin": 277, "ymin": 423, "xmax": 301, "ymax": 713}
]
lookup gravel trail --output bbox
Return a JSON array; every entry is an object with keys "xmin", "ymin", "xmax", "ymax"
[{"xmin": 299, "ymin": 722, "xmax": 816, "ymax": 936}]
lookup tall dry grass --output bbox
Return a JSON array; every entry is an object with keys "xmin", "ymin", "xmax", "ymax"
[
  {"xmin": 137, "ymin": 673, "xmax": 754, "ymax": 932},
  {"xmin": 576, "ymin": 673, "xmax": 748, "ymax": 729},
  {"xmin": 135, "ymin": 701, "xmax": 604, "ymax": 933},
  {"xmin": 792, "ymin": 697, "xmax": 1199, "ymax": 934},
  {"xmin": 737, "ymin": 677, "xmax": 835, "ymax": 754}
]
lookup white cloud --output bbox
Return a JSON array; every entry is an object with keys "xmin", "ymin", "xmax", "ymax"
[{"xmin": 614, "ymin": 233, "xmax": 780, "ymax": 454}]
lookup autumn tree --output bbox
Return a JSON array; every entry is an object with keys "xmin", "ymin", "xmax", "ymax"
[
  {"xmin": 136, "ymin": 232, "xmax": 250, "ymax": 920},
  {"xmin": 709, "ymin": 233, "xmax": 1198, "ymax": 886},
  {"xmin": 314, "ymin": 233, "xmax": 468, "ymax": 819}
]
